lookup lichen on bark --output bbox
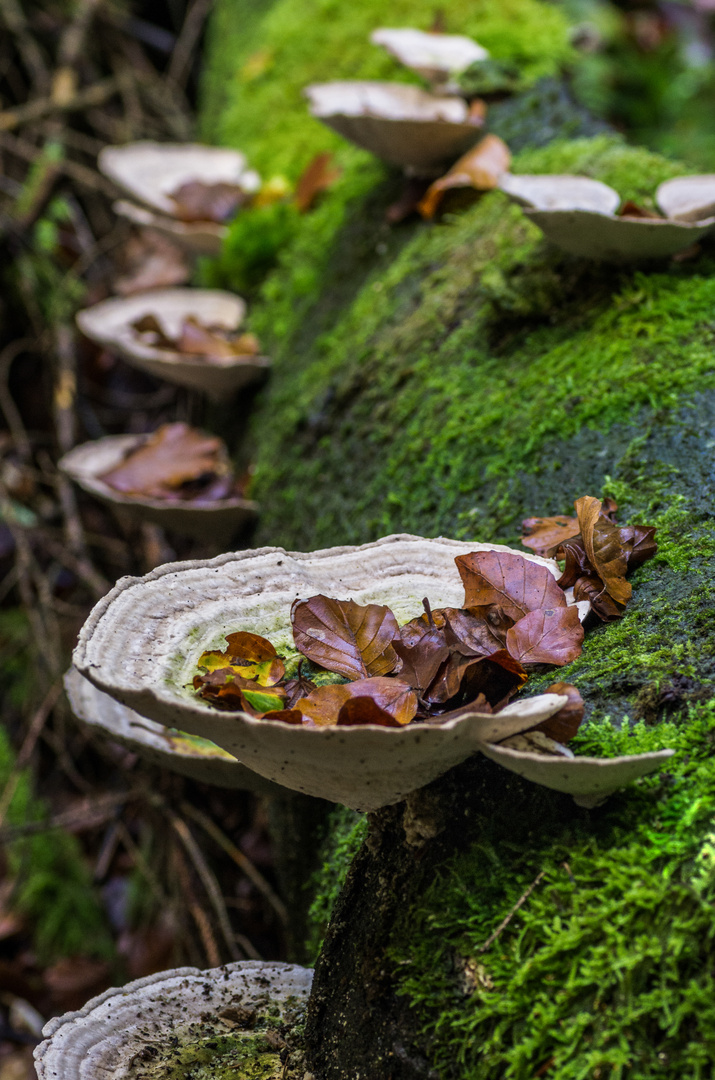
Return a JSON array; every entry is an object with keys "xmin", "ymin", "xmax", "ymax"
[{"xmin": 199, "ymin": 0, "xmax": 715, "ymax": 1074}]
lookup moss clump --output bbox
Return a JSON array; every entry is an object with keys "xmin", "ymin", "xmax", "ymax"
[{"xmin": 389, "ymin": 702, "xmax": 715, "ymax": 1078}]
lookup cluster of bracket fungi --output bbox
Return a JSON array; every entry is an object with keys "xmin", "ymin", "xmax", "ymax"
[{"xmin": 45, "ymin": 22, "xmax": 689, "ymax": 1080}]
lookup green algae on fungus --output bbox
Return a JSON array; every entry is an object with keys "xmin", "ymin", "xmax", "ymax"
[
  {"xmin": 131, "ymin": 1031, "xmax": 283, "ymax": 1080},
  {"xmin": 388, "ymin": 701, "xmax": 715, "ymax": 1079}
]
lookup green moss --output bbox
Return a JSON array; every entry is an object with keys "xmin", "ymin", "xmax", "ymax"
[
  {"xmin": 202, "ymin": 0, "xmax": 572, "ymax": 176},
  {"xmin": 305, "ymin": 806, "xmax": 367, "ymax": 962},
  {"xmin": 388, "ymin": 701, "xmax": 715, "ymax": 1078},
  {"xmin": 0, "ymin": 724, "xmax": 114, "ymax": 963}
]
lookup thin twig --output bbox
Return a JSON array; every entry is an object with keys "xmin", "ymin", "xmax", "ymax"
[
  {"xmin": 169, "ymin": 812, "xmax": 245, "ymax": 961},
  {"xmin": 0, "ymin": 338, "xmax": 33, "ymax": 459},
  {"xmin": 0, "ymin": 76, "xmax": 119, "ymax": 132},
  {"xmin": 0, "ymin": 0, "xmax": 50, "ymax": 93},
  {"xmin": 181, "ymin": 800, "xmax": 289, "ymax": 928},
  {"xmin": 477, "ymin": 870, "xmax": 547, "ymax": 953},
  {"xmin": 0, "ymin": 785, "xmax": 133, "ymax": 843},
  {"xmin": 0, "ymin": 679, "xmax": 62, "ymax": 831},
  {"xmin": 168, "ymin": 0, "xmax": 213, "ymax": 89},
  {"xmin": 171, "ymin": 839, "xmax": 221, "ymax": 968}
]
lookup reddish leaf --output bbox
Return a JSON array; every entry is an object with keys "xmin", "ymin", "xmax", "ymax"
[
  {"xmin": 282, "ymin": 663, "xmax": 317, "ymax": 707},
  {"xmin": 294, "ymin": 152, "xmax": 341, "ymax": 213},
  {"xmin": 418, "ymin": 134, "xmax": 510, "ymax": 219},
  {"xmin": 456, "ymin": 550, "xmax": 566, "ymax": 623},
  {"xmin": 505, "ymin": 606, "xmax": 584, "ymax": 666},
  {"xmin": 441, "ymin": 606, "xmax": 511, "ymax": 655},
  {"xmin": 100, "ymin": 422, "xmax": 234, "ymax": 500},
  {"xmin": 521, "ymin": 513, "xmax": 580, "ymax": 558},
  {"xmin": 616, "ymin": 523, "xmax": 658, "ymax": 570},
  {"xmin": 169, "ymin": 180, "xmax": 248, "ymax": 223},
  {"xmin": 532, "ymin": 682, "xmax": 584, "ymax": 742},
  {"xmin": 291, "ymin": 595, "xmax": 400, "ymax": 680},
  {"xmin": 392, "ymin": 631, "xmax": 449, "ymax": 694}
]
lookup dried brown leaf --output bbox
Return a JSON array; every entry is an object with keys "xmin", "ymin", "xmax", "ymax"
[
  {"xmin": 418, "ymin": 134, "xmax": 511, "ymax": 219},
  {"xmin": 99, "ymin": 423, "xmax": 233, "ymax": 500},
  {"xmin": 531, "ymin": 682, "xmax": 584, "ymax": 743},
  {"xmin": 291, "ymin": 595, "xmax": 400, "ymax": 680},
  {"xmin": 294, "ymin": 152, "xmax": 341, "ymax": 213},
  {"xmin": 456, "ymin": 550, "xmax": 566, "ymax": 622},
  {"xmin": 505, "ymin": 606, "xmax": 583, "ymax": 666},
  {"xmin": 294, "ymin": 677, "xmax": 417, "ymax": 727},
  {"xmin": 576, "ymin": 496, "xmax": 631, "ymax": 605},
  {"xmin": 521, "ymin": 513, "xmax": 580, "ymax": 558}
]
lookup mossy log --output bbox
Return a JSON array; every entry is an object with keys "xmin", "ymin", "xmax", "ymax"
[{"xmin": 200, "ymin": 1, "xmax": 715, "ymax": 1075}]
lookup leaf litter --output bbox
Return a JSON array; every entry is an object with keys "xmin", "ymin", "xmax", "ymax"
[{"xmin": 194, "ymin": 495, "xmax": 657, "ymax": 748}]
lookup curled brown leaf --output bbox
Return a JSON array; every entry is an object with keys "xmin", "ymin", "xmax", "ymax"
[
  {"xmin": 418, "ymin": 134, "xmax": 510, "ymax": 220},
  {"xmin": 521, "ymin": 513, "xmax": 579, "ymax": 558}
]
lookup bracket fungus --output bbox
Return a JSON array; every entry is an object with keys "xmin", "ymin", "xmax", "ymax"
[
  {"xmin": 72, "ymin": 535, "xmax": 671, "ymax": 812},
  {"xmin": 76, "ymin": 289, "xmax": 270, "ymax": 400},
  {"xmin": 99, "ymin": 142, "xmax": 260, "ymax": 257},
  {"xmin": 370, "ymin": 28, "xmax": 489, "ymax": 85},
  {"xmin": 64, "ymin": 666, "xmax": 279, "ymax": 791},
  {"xmin": 498, "ymin": 172, "xmax": 715, "ymax": 260},
  {"xmin": 59, "ymin": 429, "xmax": 257, "ymax": 542},
  {"xmin": 304, "ymin": 81, "xmax": 482, "ymax": 173},
  {"xmin": 34, "ymin": 960, "xmax": 313, "ymax": 1080}
]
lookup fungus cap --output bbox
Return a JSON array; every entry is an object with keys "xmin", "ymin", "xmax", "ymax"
[
  {"xmin": 113, "ymin": 198, "xmax": 226, "ymax": 257},
  {"xmin": 73, "ymin": 533, "xmax": 588, "ymax": 811},
  {"xmin": 524, "ymin": 208, "xmax": 715, "ymax": 261},
  {"xmin": 305, "ymin": 81, "xmax": 480, "ymax": 171},
  {"xmin": 656, "ymin": 174, "xmax": 715, "ymax": 223},
  {"xmin": 34, "ymin": 961, "xmax": 313, "ymax": 1080},
  {"xmin": 75, "ymin": 289, "xmax": 270, "ymax": 401},
  {"xmin": 498, "ymin": 172, "xmax": 715, "ymax": 260},
  {"xmin": 98, "ymin": 141, "xmax": 259, "ymax": 216},
  {"xmin": 498, "ymin": 173, "xmax": 620, "ymax": 214},
  {"xmin": 370, "ymin": 28, "xmax": 489, "ymax": 81},
  {"xmin": 64, "ymin": 666, "xmax": 279, "ymax": 791},
  {"xmin": 59, "ymin": 432, "xmax": 257, "ymax": 542},
  {"xmin": 478, "ymin": 740, "xmax": 674, "ymax": 809}
]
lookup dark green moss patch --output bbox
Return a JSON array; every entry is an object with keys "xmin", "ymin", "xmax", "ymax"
[{"xmin": 389, "ymin": 702, "xmax": 715, "ymax": 1079}]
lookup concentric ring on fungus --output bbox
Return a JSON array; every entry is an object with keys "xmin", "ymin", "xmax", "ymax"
[{"xmin": 34, "ymin": 961, "xmax": 312, "ymax": 1080}]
